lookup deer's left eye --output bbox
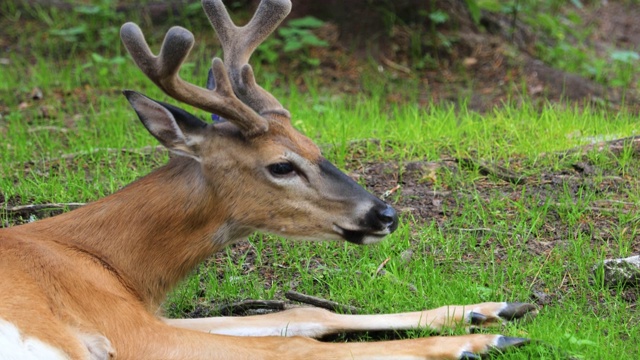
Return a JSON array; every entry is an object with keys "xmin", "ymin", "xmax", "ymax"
[{"xmin": 268, "ymin": 162, "xmax": 295, "ymax": 177}]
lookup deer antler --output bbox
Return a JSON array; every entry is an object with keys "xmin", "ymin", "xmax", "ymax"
[
  {"xmin": 120, "ymin": 0, "xmax": 292, "ymax": 137},
  {"xmin": 202, "ymin": 0, "xmax": 291, "ymax": 119}
]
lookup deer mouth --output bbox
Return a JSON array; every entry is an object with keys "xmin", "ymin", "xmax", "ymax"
[{"xmin": 332, "ymin": 224, "xmax": 389, "ymax": 245}]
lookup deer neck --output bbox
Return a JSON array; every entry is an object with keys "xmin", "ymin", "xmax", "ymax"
[{"xmin": 29, "ymin": 157, "xmax": 248, "ymax": 309}]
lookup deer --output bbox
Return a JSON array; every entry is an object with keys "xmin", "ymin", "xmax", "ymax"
[{"xmin": 0, "ymin": 0, "xmax": 538, "ymax": 359}]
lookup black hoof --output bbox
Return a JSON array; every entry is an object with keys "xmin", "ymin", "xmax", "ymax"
[
  {"xmin": 497, "ymin": 302, "xmax": 538, "ymax": 320},
  {"xmin": 459, "ymin": 351, "xmax": 482, "ymax": 360},
  {"xmin": 469, "ymin": 311, "xmax": 488, "ymax": 325},
  {"xmin": 494, "ymin": 336, "xmax": 530, "ymax": 350}
]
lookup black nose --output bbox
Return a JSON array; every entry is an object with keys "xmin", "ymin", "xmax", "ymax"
[{"xmin": 376, "ymin": 204, "xmax": 398, "ymax": 233}]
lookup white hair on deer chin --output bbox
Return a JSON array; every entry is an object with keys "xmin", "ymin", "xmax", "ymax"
[
  {"xmin": 360, "ymin": 234, "xmax": 388, "ymax": 245},
  {"xmin": 0, "ymin": 319, "xmax": 67, "ymax": 360}
]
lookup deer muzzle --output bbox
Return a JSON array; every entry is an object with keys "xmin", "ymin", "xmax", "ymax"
[{"xmin": 318, "ymin": 159, "xmax": 399, "ymax": 245}]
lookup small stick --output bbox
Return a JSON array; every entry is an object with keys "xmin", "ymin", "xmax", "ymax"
[
  {"xmin": 557, "ymin": 135, "xmax": 640, "ymax": 156},
  {"xmin": 552, "ymin": 203, "xmax": 634, "ymax": 215},
  {"xmin": 4, "ymin": 203, "xmax": 86, "ymax": 214},
  {"xmin": 593, "ymin": 199, "xmax": 635, "ymax": 206},
  {"xmin": 285, "ymin": 291, "xmax": 360, "ymax": 314},
  {"xmin": 375, "ymin": 257, "xmax": 391, "ymax": 276},
  {"xmin": 382, "ymin": 185, "xmax": 401, "ymax": 199},
  {"xmin": 28, "ymin": 126, "xmax": 69, "ymax": 133},
  {"xmin": 457, "ymin": 158, "xmax": 525, "ymax": 185},
  {"xmin": 528, "ymin": 250, "xmax": 553, "ymax": 293},
  {"xmin": 379, "ymin": 55, "xmax": 412, "ymax": 74},
  {"xmin": 451, "ymin": 227, "xmax": 513, "ymax": 236},
  {"xmin": 214, "ymin": 300, "xmax": 287, "ymax": 316}
]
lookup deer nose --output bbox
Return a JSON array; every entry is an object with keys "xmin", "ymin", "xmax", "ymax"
[{"xmin": 376, "ymin": 204, "xmax": 398, "ymax": 233}]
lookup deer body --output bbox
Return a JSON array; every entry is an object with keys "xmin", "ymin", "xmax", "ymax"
[{"xmin": 0, "ymin": 0, "xmax": 536, "ymax": 359}]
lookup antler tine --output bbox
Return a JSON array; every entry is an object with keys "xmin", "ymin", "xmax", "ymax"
[
  {"xmin": 202, "ymin": 0, "xmax": 292, "ymax": 118},
  {"xmin": 120, "ymin": 22, "xmax": 268, "ymax": 137}
]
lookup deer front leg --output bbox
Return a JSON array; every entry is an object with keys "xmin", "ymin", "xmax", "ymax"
[
  {"xmin": 165, "ymin": 302, "xmax": 537, "ymax": 338},
  {"xmin": 124, "ymin": 321, "xmax": 528, "ymax": 360}
]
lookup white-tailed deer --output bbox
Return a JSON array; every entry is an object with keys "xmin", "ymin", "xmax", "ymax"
[{"xmin": 0, "ymin": 0, "xmax": 537, "ymax": 359}]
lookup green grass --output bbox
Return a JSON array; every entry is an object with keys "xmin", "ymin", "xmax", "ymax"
[{"xmin": 2, "ymin": 2, "xmax": 639, "ymax": 360}]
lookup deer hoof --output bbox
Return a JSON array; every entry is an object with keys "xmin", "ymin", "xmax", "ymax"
[
  {"xmin": 459, "ymin": 351, "xmax": 481, "ymax": 359},
  {"xmin": 465, "ymin": 336, "xmax": 530, "ymax": 359},
  {"xmin": 494, "ymin": 336, "xmax": 530, "ymax": 350},
  {"xmin": 497, "ymin": 302, "xmax": 538, "ymax": 321},
  {"xmin": 468, "ymin": 312, "xmax": 488, "ymax": 325}
]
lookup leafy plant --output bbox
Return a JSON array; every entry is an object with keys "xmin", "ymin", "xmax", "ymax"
[
  {"xmin": 464, "ymin": 0, "xmax": 482, "ymax": 24},
  {"xmin": 279, "ymin": 17, "xmax": 328, "ymax": 52},
  {"xmin": 427, "ymin": 10, "xmax": 449, "ymax": 25},
  {"xmin": 609, "ymin": 50, "xmax": 639, "ymax": 88},
  {"xmin": 84, "ymin": 53, "xmax": 126, "ymax": 78},
  {"xmin": 49, "ymin": 0, "xmax": 123, "ymax": 50},
  {"xmin": 256, "ymin": 16, "xmax": 328, "ymax": 68}
]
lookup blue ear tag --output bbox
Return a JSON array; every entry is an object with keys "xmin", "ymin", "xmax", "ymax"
[
  {"xmin": 211, "ymin": 113, "xmax": 226, "ymax": 123},
  {"xmin": 206, "ymin": 68, "xmax": 227, "ymax": 123}
]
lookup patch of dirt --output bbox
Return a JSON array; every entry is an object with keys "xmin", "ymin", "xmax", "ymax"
[
  {"xmin": 357, "ymin": 154, "xmax": 639, "ymax": 256},
  {"xmin": 293, "ymin": 0, "xmax": 640, "ymax": 112},
  {"xmin": 589, "ymin": 2, "xmax": 640, "ymax": 53}
]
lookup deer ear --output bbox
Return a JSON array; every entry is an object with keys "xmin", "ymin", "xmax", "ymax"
[{"xmin": 123, "ymin": 90, "xmax": 208, "ymax": 161}]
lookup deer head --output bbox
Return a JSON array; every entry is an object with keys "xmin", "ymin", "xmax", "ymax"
[{"xmin": 119, "ymin": 0, "xmax": 398, "ymax": 245}]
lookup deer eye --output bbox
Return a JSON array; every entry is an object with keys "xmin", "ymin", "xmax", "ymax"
[{"xmin": 268, "ymin": 162, "xmax": 296, "ymax": 177}]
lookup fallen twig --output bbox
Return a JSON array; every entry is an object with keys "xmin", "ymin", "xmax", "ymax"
[
  {"xmin": 593, "ymin": 199, "xmax": 636, "ymax": 206},
  {"xmin": 379, "ymin": 55, "xmax": 412, "ymax": 74},
  {"xmin": 285, "ymin": 291, "xmax": 360, "ymax": 314},
  {"xmin": 4, "ymin": 203, "xmax": 86, "ymax": 214},
  {"xmin": 451, "ymin": 227, "xmax": 513, "ymax": 236},
  {"xmin": 213, "ymin": 300, "xmax": 288, "ymax": 316},
  {"xmin": 381, "ymin": 185, "xmax": 401, "ymax": 200},
  {"xmin": 552, "ymin": 203, "xmax": 635, "ymax": 215},
  {"xmin": 456, "ymin": 158, "xmax": 526, "ymax": 185},
  {"xmin": 528, "ymin": 250, "xmax": 553, "ymax": 293},
  {"xmin": 375, "ymin": 257, "xmax": 391, "ymax": 276},
  {"xmin": 550, "ymin": 135, "xmax": 640, "ymax": 157},
  {"xmin": 27, "ymin": 126, "xmax": 69, "ymax": 133}
]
